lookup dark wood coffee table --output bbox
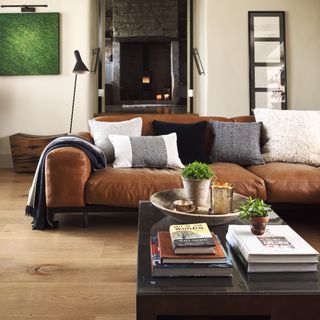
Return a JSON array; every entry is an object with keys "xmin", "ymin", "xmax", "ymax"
[{"xmin": 136, "ymin": 201, "xmax": 320, "ymax": 320}]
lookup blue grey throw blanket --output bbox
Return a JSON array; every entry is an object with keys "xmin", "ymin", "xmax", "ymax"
[{"xmin": 26, "ymin": 136, "xmax": 107, "ymax": 229}]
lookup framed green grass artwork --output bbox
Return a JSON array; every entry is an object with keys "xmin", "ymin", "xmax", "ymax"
[{"xmin": 0, "ymin": 13, "xmax": 60, "ymax": 75}]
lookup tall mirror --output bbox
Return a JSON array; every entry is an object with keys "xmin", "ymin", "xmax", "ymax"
[{"xmin": 249, "ymin": 11, "xmax": 287, "ymax": 114}]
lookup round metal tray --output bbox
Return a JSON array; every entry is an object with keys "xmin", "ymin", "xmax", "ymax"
[{"xmin": 150, "ymin": 188, "xmax": 248, "ymax": 226}]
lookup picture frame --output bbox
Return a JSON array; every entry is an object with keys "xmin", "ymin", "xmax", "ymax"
[
  {"xmin": 248, "ymin": 11, "xmax": 287, "ymax": 114},
  {"xmin": 0, "ymin": 13, "xmax": 60, "ymax": 75}
]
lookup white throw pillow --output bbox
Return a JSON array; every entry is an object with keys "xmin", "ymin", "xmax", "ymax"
[
  {"xmin": 109, "ymin": 133, "xmax": 184, "ymax": 169},
  {"xmin": 88, "ymin": 117, "xmax": 142, "ymax": 163},
  {"xmin": 254, "ymin": 109, "xmax": 320, "ymax": 166}
]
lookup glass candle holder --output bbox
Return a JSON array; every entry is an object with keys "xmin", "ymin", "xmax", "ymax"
[{"xmin": 211, "ymin": 182, "xmax": 233, "ymax": 214}]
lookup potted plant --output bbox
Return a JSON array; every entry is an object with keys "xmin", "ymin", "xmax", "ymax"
[
  {"xmin": 239, "ymin": 197, "xmax": 272, "ymax": 235},
  {"xmin": 181, "ymin": 161, "xmax": 215, "ymax": 207}
]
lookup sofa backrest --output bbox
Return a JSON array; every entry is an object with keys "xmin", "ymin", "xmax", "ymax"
[
  {"xmin": 95, "ymin": 114, "xmax": 254, "ymax": 133},
  {"xmin": 94, "ymin": 114, "xmax": 255, "ymax": 154}
]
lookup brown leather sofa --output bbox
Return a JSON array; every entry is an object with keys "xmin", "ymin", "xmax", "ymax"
[{"xmin": 45, "ymin": 114, "xmax": 320, "ymax": 217}]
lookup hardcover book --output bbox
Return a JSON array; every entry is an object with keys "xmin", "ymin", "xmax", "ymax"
[
  {"xmin": 150, "ymin": 234, "xmax": 233, "ymax": 277},
  {"xmin": 169, "ymin": 223, "xmax": 214, "ymax": 254},
  {"xmin": 229, "ymin": 241, "xmax": 319, "ymax": 273},
  {"xmin": 227, "ymin": 225, "xmax": 319, "ymax": 265},
  {"xmin": 157, "ymin": 231, "xmax": 227, "ymax": 264}
]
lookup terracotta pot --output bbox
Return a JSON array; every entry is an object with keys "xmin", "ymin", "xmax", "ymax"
[
  {"xmin": 182, "ymin": 178, "xmax": 211, "ymax": 207},
  {"xmin": 250, "ymin": 216, "xmax": 269, "ymax": 235}
]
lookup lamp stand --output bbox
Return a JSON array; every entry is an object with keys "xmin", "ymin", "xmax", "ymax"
[{"xmin": 69, "ymin": 73, "xmax": 78, "ymax": 134}]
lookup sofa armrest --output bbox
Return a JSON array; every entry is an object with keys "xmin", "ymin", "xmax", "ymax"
[{"xmin": 45, "ymin": 147, "xmax": 91, "ymax": 208}]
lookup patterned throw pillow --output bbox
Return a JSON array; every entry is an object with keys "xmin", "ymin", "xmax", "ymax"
[
  {"xmin": 109, "ymin": 133, "xmax": 184, "ymax": 169},
  {"xmin": 88, "ymin": 117, "xmax": 142, "ymax": 164},
  {"xmin": 209, "ymin": 121, "xmax": 265, "ymax": 166}
]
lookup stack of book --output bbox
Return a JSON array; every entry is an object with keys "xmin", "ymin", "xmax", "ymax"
[
  {"xmin": 150, "ymin": 223, "xmax": 233, "ymax": 277},
  {"xmin": 226, "ymin": 225, "xmax": 319, "ymax": 273}
]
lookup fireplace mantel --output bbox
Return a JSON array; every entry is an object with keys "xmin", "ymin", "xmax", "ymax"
[{"xmin": 114, "ymin": 36, "xmax": 178, "ymax": 43}]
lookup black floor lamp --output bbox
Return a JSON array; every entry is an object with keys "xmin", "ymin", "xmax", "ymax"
[{"xmin": 69, "ymin": 50, "xmax": 89, "ymax": 134}]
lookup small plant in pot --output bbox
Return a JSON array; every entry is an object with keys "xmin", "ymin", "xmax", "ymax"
[
  {"xmin": 181, "ymin": 161, "xmax": 215, "ymax": 208},
  {"xmin": 239, "ymin": 197, "xmax": 272, "ymax": 235}
]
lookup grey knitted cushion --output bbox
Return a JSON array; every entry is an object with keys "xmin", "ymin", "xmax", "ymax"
[{"xmin": 209, "ymin": 121, "xmax": 265, "ymax": 166}]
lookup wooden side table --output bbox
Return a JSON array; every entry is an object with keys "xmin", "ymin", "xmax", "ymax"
[{"xmin": 10, "ymin": 133, "xmax": 66, "ymax": 173}]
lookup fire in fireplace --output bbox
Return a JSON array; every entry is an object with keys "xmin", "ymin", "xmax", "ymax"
[{"xmin": 142, "ymin": 76, "xmax": 151, "ymax": 84}]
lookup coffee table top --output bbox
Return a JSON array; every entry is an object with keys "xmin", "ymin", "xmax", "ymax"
[{"xmin": 137, "ymin": 201, "xmax": 320, "ymax": 295}]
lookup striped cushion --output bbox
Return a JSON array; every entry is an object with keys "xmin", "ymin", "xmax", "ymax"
[{"xmin": 109, "ymin": 133, "xmax": 184, "ymax": 169}]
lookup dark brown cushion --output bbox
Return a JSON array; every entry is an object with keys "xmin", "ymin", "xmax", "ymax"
[
  {"xmin": 209, "ymin": 163, "xmax": 266, "ymax": 200},
  {"xmin": 86, "ymin": 167, "xmax": 183, "ymax": 207},
  {"xmin": 247, "ymin": 162, "xmax": 320, "ymax": 204},
  {"xmin": 86, "ymin": 163, "xmax": 267, "ymax": 208}
]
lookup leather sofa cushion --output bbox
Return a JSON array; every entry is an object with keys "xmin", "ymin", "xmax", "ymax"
[
  {"xmin": 86, "ymin": 167, "xmax": 183, "ymax": 207},
  {"xmin": 210, "ymin": 163, "xmax": 266, "ymax": 200},
  {"xmin": 85, "ymin": 163, "xmax": 266, "ymax": 207},
  {"xmin": 247, "ymin": 162, "xmax": 320, "ymax": 204}
]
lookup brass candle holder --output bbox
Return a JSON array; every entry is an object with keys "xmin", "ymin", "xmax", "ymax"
[
  {"xmin": 172, "ymin": 199, "xmax": 194, "ymax": 212},
  {"xmin": 210, "ymin": 182, "xmax": 234, "ymax": 214}
]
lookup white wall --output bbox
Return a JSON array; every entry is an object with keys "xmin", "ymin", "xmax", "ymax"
[
  {"xmin": 193, "ymin": 0, "xmax": 320, "ymax": 117},
  {"xmin": 0, "ymin": 0, "xmax": 99, "ymax": 168},
  {"xmin": 193, "ymin": 0, "xmax": 207, "ymax": 116}
]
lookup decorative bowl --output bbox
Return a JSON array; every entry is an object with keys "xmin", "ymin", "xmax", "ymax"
[{"xmin": 150, "ymin": 188, "xmax": 248, "ymax": 226}]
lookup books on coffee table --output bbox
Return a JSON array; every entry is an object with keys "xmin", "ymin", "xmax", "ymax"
[
  {"xmin": 150, "ymin": 234, "xmax": 233, "ymax": 277},
  {"xmin": 226, "ymin": 225, "xmax": 319, "ymax": 273},
  {"xmin": 158, "ymin": 231, "xmax": 227, "ymax": 264},
  {"xmin": 169, "ymin": 223, "xmax": 215, "ymax": 254}
]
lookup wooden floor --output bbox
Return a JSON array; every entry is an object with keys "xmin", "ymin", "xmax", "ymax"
[
  {"xmin": 0, "ymin": 169, "xmax": 137, "ymax": 320},
  {"xmin": 0, "ymin": 169, "xmax": 319, "ymax": 320}
]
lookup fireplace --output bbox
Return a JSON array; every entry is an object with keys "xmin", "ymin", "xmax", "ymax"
[
  {"xmin": 105, "ymin": 0, "xmax": 187, "ymax": 108},
  {"xmin": 120, "ymin": 42, "xmax": 174, "ymax": 102}
]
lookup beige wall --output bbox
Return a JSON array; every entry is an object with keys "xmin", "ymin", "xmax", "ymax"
[
  {"xmin": 0, "ymin": 0, "xmax": 99, "ymax": 168},
  {"xmin": 193, "ymin": 0, "xmax": 208, "ymax": 116},
  {"xmin": 193, "ymin": 0, "xmax": 320, "ymax": 116}
]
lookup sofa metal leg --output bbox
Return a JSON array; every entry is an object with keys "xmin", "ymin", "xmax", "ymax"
[
  {"xmin": 47, "ymin": 210, "xmax": 59, "ymax": 228},
  {"xmin": 83, "ymin": 212, "xmax": 88, "ymax": 228}
]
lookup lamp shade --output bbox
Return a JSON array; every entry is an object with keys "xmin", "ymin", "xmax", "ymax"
[{"xmin": 73, "ymin": 50, "xmax": 89, "ymax": 73}]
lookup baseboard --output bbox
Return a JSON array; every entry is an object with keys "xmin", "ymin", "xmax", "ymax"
[{"xmin": 0, "ymin": 154, "xmax": 13, "ymax": 168}]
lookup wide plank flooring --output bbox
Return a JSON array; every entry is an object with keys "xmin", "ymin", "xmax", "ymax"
[
  {"xmin": 0, "ymin": 169, "xmax": 137, "ymax": 320},
  {"xmin": 0, "ymin": 169, "xmax": 319, "ymax": 319}
]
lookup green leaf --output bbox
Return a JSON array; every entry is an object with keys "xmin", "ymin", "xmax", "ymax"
[
  {"xmin": 239, "ymin": 197, "xmax": 271, "ymax": 220},
  {"xmin": 181, "ymin": 161, "xmax": 214, "ymax": 180}
]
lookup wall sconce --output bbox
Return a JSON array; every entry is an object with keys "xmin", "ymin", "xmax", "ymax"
[
  {"xmin": 1, "ymin": 5, "xmax": 48, "ymax": 12},
  {"xmin": 192, "ymin": 48, "xmax": 205, "ymax": 75},
  {"xmin": 90, "ymin": 48, "xmax": 100, "ymax": 74}
]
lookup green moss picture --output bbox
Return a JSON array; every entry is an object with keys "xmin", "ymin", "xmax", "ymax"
[{"xmin": 0, "ymin": 13, "xmax": 60, "ymax": 75}]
